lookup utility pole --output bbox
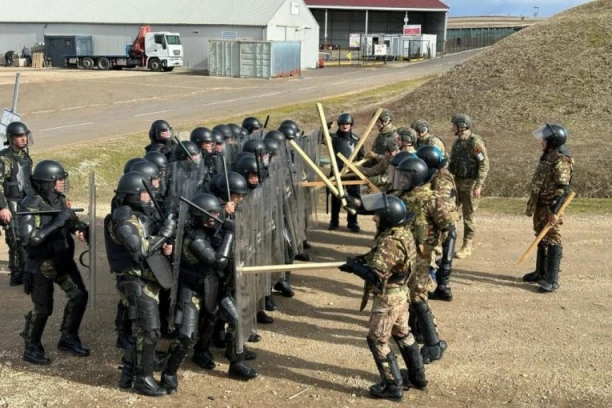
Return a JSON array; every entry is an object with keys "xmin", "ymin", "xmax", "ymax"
[{"xmin": 533, "ymin": 6, "xmax": 540, "ymax": 18}]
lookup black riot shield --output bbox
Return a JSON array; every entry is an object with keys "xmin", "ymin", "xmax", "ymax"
[
  {"xmin": 88, "ymin": 171, "xmax": 97, "ymax": 310},
  {"xmin": 169, "ymin": 199, "xmax": 189, "ymax": 331}
]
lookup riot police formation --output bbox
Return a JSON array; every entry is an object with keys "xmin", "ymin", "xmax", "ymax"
[
  {"xmin": 0, "ymin": 121, "xmax": 34, "ymax": 286},
  {"xmin": 18, "ymin": 160, "xmax": 90, "ymax": 364}
]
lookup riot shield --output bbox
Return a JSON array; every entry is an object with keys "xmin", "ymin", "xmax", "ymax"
[
  {"xmin": 88, "ymin": 171, "xmax": 97, "ymax": 310},
  {"xmin": 169, "ymin": 199, "xmax": 189, "ymax": 333}
]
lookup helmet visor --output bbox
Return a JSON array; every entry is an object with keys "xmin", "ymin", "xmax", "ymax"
[
  {"xmin": 394, "ymin": 170, "xmax": 414, "ymax": 191},
  {"xmin": 361, "ymin": 193, "xmax": 389, "ymax": 212},
  {"xmin": 532, "ymin": 124, "xmax": 551, "ymax": 142}
]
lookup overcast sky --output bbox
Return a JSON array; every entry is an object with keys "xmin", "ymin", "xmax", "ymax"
[{"xmin": 445, "ymin": 0, "xmax": 594, "ymax": 17}]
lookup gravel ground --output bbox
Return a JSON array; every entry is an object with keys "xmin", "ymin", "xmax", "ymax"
[{"xmin": 0, "ymin": 210, "xmax": 611, "ymax": 408}]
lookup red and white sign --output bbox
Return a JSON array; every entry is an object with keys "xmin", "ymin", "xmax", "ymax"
[{"xmin": 403, "ymin": 25, "xmax": 422, "ymax": 36}]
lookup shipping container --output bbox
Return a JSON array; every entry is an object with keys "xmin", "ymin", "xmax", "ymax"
[{"xmin": 44, "ymin": 35, "xmax": 93, "ymax": 68}]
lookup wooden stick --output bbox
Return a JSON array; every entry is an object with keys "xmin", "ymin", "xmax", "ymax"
[
  {"xmin": 301, "ymin": 180, "xmax": 367, "ymax": 187},
  {"xmin": 288, "ymin": 139, "xmax": 339, "ymax": 196},
  {"xmin": 288, "ymin": 387, "xmax": 311, "ymax": 401},
  {"xmin": 517, "ymin": 191, "xmax": 576, "ymax": 265},
  {"xmin": 339, "ymin": 107, "xmax": 383, "ymax": 176},
  {"xmin": 242, "ymin": 261, "xmax": 346, "ymax": 274},
  {"xmin": 337, "ymin": 153, "xmax": 381, "ymax": 193},
  {"xmin": 316, "ymin": 103, "xmax": 353, "ymax": 214},
  {"xmin": 328, "ymin": 158, "xmax": 368, "ymax": 183}
]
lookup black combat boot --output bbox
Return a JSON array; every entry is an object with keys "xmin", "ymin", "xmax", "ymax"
[
  {"xmin": 366, "ymin": 338, "xmax": 403, "ymax": 401},
  {"xmin": 412, "ymin": 301, "xmax": 447, "ymax": 364},
  {"xmin": 226, "ymin": 331, "xmax": 258, "ymax": 380},
  {"xmin": 524, "ymin": 244, "xmax": 547, "ymax": 283},
  {"xmin": 302, "ymin": 240, "xmax": 312, "ymax": 250},
  {"xmin": 394, "ymin": 338, "xmax": 428, "ymax": 391},
  {"xmin": 265, "ymin": 295, "xmax": 277, "ymax": 311},
  {"xmin": 430, "ymin": 230, "xmax": 456, "ymax": 301},
  {"xmin": 193, "ymin": 350, "xmax": 216, "ymax": 370},
  {"xmin": 22, "ymin": 313, "xmax": 51, "ymax": 365},
  {"xmin": 58, "ymin": 333, "xmax": 90, "ymax": 357},
  {"xmin": 247, "ymin": 332, "xmax": 262, "ymax": 343},
  {"xmin": 119, "ymin": 339, "xmax": 136, "ymax": 389},
  {"xmin": 274, "ymin": 273, "xmax": 295, "ymax": 298},
  {"xmin": 539, "ymin": 244, "xmax": 562, "ymax": 293},
  {"xmin": 243, "ymin": 346, "xmax": 257, "ymax": 361},
  {"xmin": 257, "ymin": 310, "xmax": 274, "ymax": 324},
  {"xmin": 347, "ymin": 222, "xmax": 361, "ymax": 233},
  {"xmin": 134, "ymin": 342, "xmax": 167, "ymax": 397},
  {"xmin": 58, "ymin": 290, "xmax": 90, "ymax": 357},
  {"xmin": 161, "ymin": 341, "xmax": 190, "ymax": 394},
  {"xmin": 9, "ymin": 271, "xmax": 23, "ymax": 286}
]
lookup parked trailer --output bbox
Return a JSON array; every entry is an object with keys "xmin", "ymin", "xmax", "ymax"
[{"xmin": 64, "ymin": 54, "xmax": 181, "ymax": 71}]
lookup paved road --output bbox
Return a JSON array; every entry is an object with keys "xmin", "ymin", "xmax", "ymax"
[{"xmin": 0, "ymin": 49, "xmax": 485, "ymax": 149}]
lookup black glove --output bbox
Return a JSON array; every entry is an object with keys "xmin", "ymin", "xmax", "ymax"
[
  {"xmin": 344, "ymin": 195, "xmax": 361, "ymax": 210},
  {"xmin": 346, "ymin": 257, "xmax": 360, "ymax": 269},
  {"xmin": 159, "ymin": 218, "xmax": 176, "ymax": 238},
  {"xmin": 338, "ymin": 263, "xmax": 353, "ymax": 273},
  {"xmin": 73, "ymin": 221, "xmax": 89, "ymax": 243},
  {"xmin": 326, "ymin": 120, "xmax": 334, "ymax": 130},
  {"xmin": 222, "ymin": 219, "xmax": 235, "ymax": 233}
]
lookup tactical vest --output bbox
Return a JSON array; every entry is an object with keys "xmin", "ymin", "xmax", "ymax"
[
  {"xmin": 145, "ymin": 141, "xmax": 173, "ymax": 160},
  {"xmin": 449, "ymin": 135, "xmax": 482, "ymax": 179},
  {"xmin": 179, "ymin": 228, "xmax": 221, "ymax": 291},
  {"xmin": 0, "ymin": 148, "xmax": 33, "ymax": 202},
  {"xmin": 22, "ymin": 193, "xmax": 74, "ymax": 256},
  {"xmin": 416, "ymin": 134, "xmax": 445, "ymax": 151},
  {"xmin": 104, "ymin": 214, "xmax": 134, "ymax": 272}
]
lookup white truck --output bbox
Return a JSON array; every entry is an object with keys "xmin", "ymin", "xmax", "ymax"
[{"xmin": 64, "ymin": 26, "xmax": 183, "ymax": 71}]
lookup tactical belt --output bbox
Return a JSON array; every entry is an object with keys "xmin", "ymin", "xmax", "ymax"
[{"xmin": 385, "ymin": 286, "xmax": 407, "ymax": 295}]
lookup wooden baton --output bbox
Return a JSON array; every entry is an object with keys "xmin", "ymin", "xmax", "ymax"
[
  {"xmin": 337, "ymin": 153, "xmax": 381, "ymax": 193},
  {"xmin": 242, "ymin": 261, "xmax": 346, "ymax": 274}
]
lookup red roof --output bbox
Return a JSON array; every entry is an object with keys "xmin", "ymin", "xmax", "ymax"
[{"xmin": 304, "ymin": 0, "xmax": 449, "ymax": 10}]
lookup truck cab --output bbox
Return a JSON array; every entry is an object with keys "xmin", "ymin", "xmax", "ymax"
[{"xmin": 144, "ymin": 32, "xmax": 184, "ymax": 71}]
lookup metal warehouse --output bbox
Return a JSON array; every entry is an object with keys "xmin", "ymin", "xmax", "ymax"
[
  {"xmin": 305, "ymin": 0, "xmax": 449, "ymax": 52},
  {"xmin": 0, "ymin": 0, "xmax": 320, "ymax": 70}
]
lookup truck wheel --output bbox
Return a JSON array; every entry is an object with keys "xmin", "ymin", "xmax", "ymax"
[
  {"xmin": 162, "ymin": 67, "xmax": 175, "ymax": 72},
  {"xmin": 82, "ymin": 57, "xmax": 94, "ymax": 70},
  {"xmin": 148, "ymin": 58, "xmax": 162, "ymax": 72},
  {"xmin": 97, "ymin": 57, "xmax": 111, "ymax": 70}
]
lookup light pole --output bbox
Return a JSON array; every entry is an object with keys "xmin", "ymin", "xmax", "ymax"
[{"xmin": 533, "ymin": 6, "xmax": 540, "ymax": 18}]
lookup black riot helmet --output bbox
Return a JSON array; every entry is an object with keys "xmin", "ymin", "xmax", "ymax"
[
  {"xmin": 190, "ymin": 127, "xmax": 214, "ymax": 147},
  {"xmin": 416, "ymin": 145, "xmax": 445, "ymax": 169},
  {"xmin": 130, "ymin": 161, "xmax": 161, "ymax": 183},
  {"xmin": 532, "ymin": 124, "xmax": 568, "ymax": 149},
  {"xmin": 235, "ymin": 154, "xmax": 259, "ymax": 188},
  {"xmin": 212, "ymin": 131, "xmax": 224, "ymax": 145},
  {"xmin": 149, "ymin": 119, "xmax": 172, "ymax": 142},
  {"xmin": 174, "ymin": 140, "xmax": 201, "ymax": 162},
  {"xmin": 396, "ymin": 157, "xmax": 430, "ymax": 191},
  {"xmin": 242, "ymin": 117, "xmax": 262, "ymax": 134},
  {"xmin": 337, "ymin": 113, "xmax": 354, "ymax": 126},
  {"xmin": 239, "ymin": 127, "xmax": 249, "ymax": 140},
  {"xmin": 263, "ymin": 138, "xmax": 281, "ymax": 157},
  {"xmin": 32, "ymin": 160, "xmax": 70, "ymax": 193},
  {"xmin": 280, "ymin": 119, "xmax": 300, "ymax": 135},
  {"xmin": 123, "ymin": 158, "xmax": 147, "ymax": 174},
  {"xmin": 264, "ymin": 130, "xmax": 286, "ymax": 144},
  {"xmin": 227, "ymin": 123, "xmax": 243, "ymax": 138},
  {"xmin": 278, "ymin": 124, "xmax": 297, "ymax": 140},
  {"xmin": 213, "ymin": 124, "xmax": 233, "ymax": 140},
  {"xmin": 377, "ymin": 195, "xmax": 408, "ymax": 229},
  {"xmin": 242, "ymin": 139, "xmax": 269, "ymax": 167},
  {"xmin": 116, "ymin": 171, "xmax": 150, "ymax": 207},
  {"xmin": 209, "ymin": 173, "xmax": 224, "ymax": 196},
  {"xmin": 189, "ymin": 193, "xmax": 224, "ymax": 226},
  {"xmin": 5, "ymin": 121, "xmax": 33, "ymax": 147},
  {"xmin": 216, "ymin": 171, "xmax": 250, "ymax": 202},
  {"xmin": 389, "ymin": 151, "xmax": 415, "ymax": 167},
  {"xmin": 144, "ymin": 151, "xmax": 169, "ymax": 172}
]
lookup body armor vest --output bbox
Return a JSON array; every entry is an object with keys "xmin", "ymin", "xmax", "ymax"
[
  {"xmin": 180, "ymin": 228, "xmax": 221, "ymax": 291},
  {"xmin": 1, "ymin": 148, "xmax": 33, "ymax": 202},
  {"xmin": 449, "ymin": 135, "xmax": 481, "ymax": 179}
]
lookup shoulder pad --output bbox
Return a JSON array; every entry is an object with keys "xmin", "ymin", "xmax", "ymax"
[
  {"xmin": 351, "ymin": 133, "xmax": 360, "ymax": 141},
  {"xmin": 112, "ymin": 205, "xmax": 133, "ymax": 222},
  {"xmin": 19, "ymin": 194, "xmax": 43, "ymax": 211},
  {"xmin": 0, "ymin": 148, "xmax": 10, "ymax": 157}
]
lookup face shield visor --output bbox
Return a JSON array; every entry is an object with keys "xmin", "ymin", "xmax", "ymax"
[
  {"xmin": 361, "ymin": 192, "xmax": 389, "ymax": 212},
  {"xmin": 532, "ymin": 124, "xmax": 553, "ymax": 142},
  {"xmin": 54, "ymin": 173, "xmax": 70, "ymax": 193}
]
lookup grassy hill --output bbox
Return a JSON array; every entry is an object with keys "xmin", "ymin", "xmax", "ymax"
[{"xmin": 353, "ymin": 0, "xmax": 612, "ymax": 197}]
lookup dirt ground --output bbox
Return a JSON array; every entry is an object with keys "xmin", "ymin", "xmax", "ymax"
[{"xmin": 0, "ymin": 207, "xmax": 610, "ymax": 408}]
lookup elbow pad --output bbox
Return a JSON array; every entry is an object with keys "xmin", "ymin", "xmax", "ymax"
[
  {"xmin": 189, "ymin": 237, "xmax": 217, "ymax": 265},
  {"xmin": 214, "ymin": 230, "xmax": 234, "ymax": 270},
  {"xmin": 114, "ymin": 222, "xmax": 144, "ymax": 262}
]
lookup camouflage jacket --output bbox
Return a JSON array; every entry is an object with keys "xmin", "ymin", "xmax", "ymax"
[
  {"xmin": 449, "ymin": 133, "xmax": 490, "ymax": 189},
  {"xmin": 416, "ymin": 134, "xmax": 446, "ymax": 156},
  {"xmin": 372, "ymin": 125, "xmax": 398, "ymax": 155},
  {"xmin": 528, "ymin": 149, "xmax": 574, "ymax": 210},
  {"xmin": 358, "ymin": 154, "xmax": 390, "ymax": 178},
  {"xmin": 399, "ymin": 183, "xmax": 454, "ymax": 253},
  {"xmin": 0, "ymin": 146, "xmax": 33, "ymax": 209},
  {"xmin": 365, "ymin": 225, "xmax": 415, "ymax": 289},
  {"xmin": 430, "ymin": 167, "xmax": 459, "ymax": 221}
]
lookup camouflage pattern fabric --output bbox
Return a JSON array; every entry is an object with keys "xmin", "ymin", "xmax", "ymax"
[
  {"xmin": 108, "ymin": 216, "xmax": 159, "ymax": 283},
  {"xmin": 449, "ymin": 133, "xmax": 489, "ymax": 188},
  {"xmin": 372, "ymin": 126, "xmax": 398, "ymax": 155},
  {"xmin": 527, "ymin": 149, "xmax": 574, "ymax": 246},
  {"xmin": 358, "ymin": 155, "xmax": 391, "ymax": 191},
  {"xmin": 364, "ymin": 226, "xmax": 416, "ymax": 374},
  {"xmin": 416, "ymin": 134, "xmax": 446, "ymax": 156},
  {"xmin": 430, "ymin": 167, "xmax": 459, "ymax": 223},
  {"xmin": 456, "ymin": 187, "xmax": 479, "ymax": 240},
  {"xmin": 0, "ymin": 147, "xmax": 33, "ymax": 206}
]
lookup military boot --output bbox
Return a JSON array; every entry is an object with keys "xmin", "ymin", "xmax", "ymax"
[
  {"xmin": 412, "ymin": 301, "xmax": 447, "ymax": 364},
  {"xmin": 454, "ymin": 239, "xmax": 473, "ymax": 259},
  {"xmin": 395, "ymin": 340, "xmax": 428, "ymax": 391},
  {"xmin": 161, "ymin": 341, "xmax": 189, "ymax": 394},
  {"xmin": 539, "ymin": 244, "xmax": 562, "ymax": 293},
  {"xmin": 523, "ymin": 244, "xmax": 547, "ymax": 283},
  {"xmin": 58, "ymin": 333, "xmax": 90, "ymax": 357},
  {"xmin": 273, "ymin": 273, "xmax": 295, "ymax": 298},
  {"xmin": 23, "ymin": 313, "xmax": 51, "ymax": 365},
  {"xmin": 265, "ymin": 295, "xmax": 277, "ymax": 311},
  {"xmin": 226, "ymin": 331, "xmax": 258, "ymax": 380},
  {"xmin": 119, "ymin": 339, "xmax": 136, "ymax": 389},
  {"xmin": 9, "ymin": 271, "xmax": 23, "ymax": 286},
  {"xmin": 366, "ymin": 338, "xmax": 403, "ymax": 401},
  {"xmin": 134, "ymin": 342, "xmax": 167, "ymax": 397},
  {"xmin": 257, "ymin": 310, "xmax": 274, "ymax": 324}
]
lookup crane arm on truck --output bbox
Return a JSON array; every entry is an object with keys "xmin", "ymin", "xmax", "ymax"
[{"xmin": 130, "ymin": 25, "xmax": 151, "ymax": 65}]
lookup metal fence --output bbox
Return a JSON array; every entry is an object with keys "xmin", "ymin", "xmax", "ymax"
[
  {"xmin": 318, "ymin": 40, "xmax": 433, "ymax": 66},
  {"xmin": 444, "ymin": 27, "xmax": 520, "ymax": 54}
]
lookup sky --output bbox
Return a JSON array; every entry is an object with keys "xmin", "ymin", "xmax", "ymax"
[{"xmin": 445, "ymin": 0, "xmax": 595, "ymax": 17}]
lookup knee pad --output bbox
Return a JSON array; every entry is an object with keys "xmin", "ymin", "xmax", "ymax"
[
  {"xmin": 178, "ymin": 300, "xmax": 199, "ymax": 341},
  {"xmin": 136, "ymin": 296, "xmax": 161, "ymax": 333}
]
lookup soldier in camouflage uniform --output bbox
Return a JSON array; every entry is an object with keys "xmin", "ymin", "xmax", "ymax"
[
  {"xmin": 17, "ymin": 160, "xmax": 90, "ymax": 365},
  {"xmin": 417, "ymin": 146, "xmax": 459, "ymax": 301},
  {"xmin": 448, "ymin": 114, "xmax": 489, "ymax": 259},
  {"xmin": 339, "ymin": 194, "xmax": 427, "ymax": 401},
  {"xmin": 397, "ymin": 127, "xmax": 417, "ymax": 153},
  {"xmin": 0, "ymin": 121, "xmax": 35, "ymax": 286},
  {"xmin": 372, "ymin": 109, "xmax": 400, "ymax": 155},
  {"xmin": 105, "ymin": 171, "xmax": 176, "ymax": 397},
  {"xmin": 395, "ymin": 157, "xmax": 453, "ymax": 363},
  {"xmin": 357, "ymin": 138, "xmax": 399, "ymax": 192},
  {"xmin": 523, "ymin": 124, "xmax": 574, "ymax": 293},
  {"xmin": 412, "ymin": 119, "xmax": 446, "ymax": 155}
]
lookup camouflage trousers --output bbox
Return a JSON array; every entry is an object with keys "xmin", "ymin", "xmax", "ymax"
[
  {"xmin": 25, "ymin": 256, "xmax": 88, "ymax": 339},
  {"xmin": 368, "ymin": 290, "xmax": 413, "ymax": 378},
  {"xmin": 533, "ymin": 204, "xmax": 563, "ymax": 246},
  {"xmin": 4, "ymin": 223, "xmax": 25, "ymax": 278},
  {"xmin": 456, "ymin": 184, "xmax": 480, "ymax": 240},
  {"xmin": 409, "ymin": 252, "xmax": 436, "ymax": 302}
]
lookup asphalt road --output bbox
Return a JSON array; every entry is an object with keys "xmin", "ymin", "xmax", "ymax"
[{"xmin": 0, "ymin": 49, "xmax": 485, "ymax": 149}]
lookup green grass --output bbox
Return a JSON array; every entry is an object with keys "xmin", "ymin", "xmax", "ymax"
[{"xmin": 479, "ymin": 197, "xmax": 612, "ymax": 215}]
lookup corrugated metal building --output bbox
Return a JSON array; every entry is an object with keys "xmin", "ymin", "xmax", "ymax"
[
  {"xmin": 0, "ymin": 0, "xmax": 320, "ymax": 70},
  {"xmin": 305, "ymin": 0, "xmax": 449, "ymax": 52}
]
